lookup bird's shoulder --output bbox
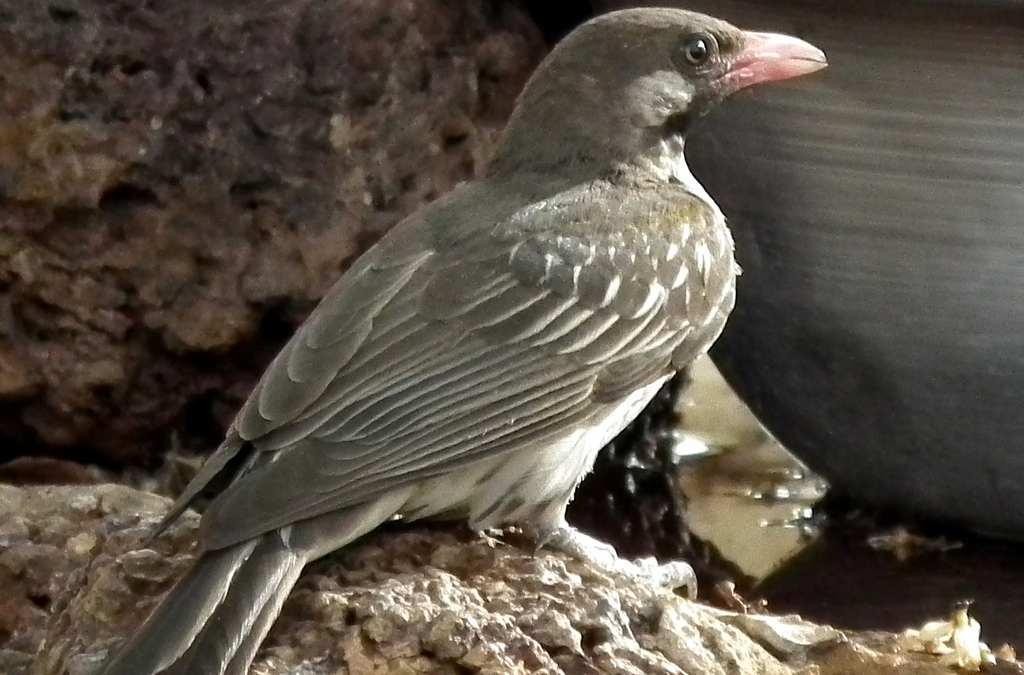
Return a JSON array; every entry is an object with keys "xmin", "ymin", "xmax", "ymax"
[{"xmin": 478, "ymin": 178, "xmax": 734, "ymax": 328}]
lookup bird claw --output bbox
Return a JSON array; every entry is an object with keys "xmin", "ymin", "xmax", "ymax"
[{"xmin": 537, "ymin": 524, "xmax": 698, "ymax": 599}]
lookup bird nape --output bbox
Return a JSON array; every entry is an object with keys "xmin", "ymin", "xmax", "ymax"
[{"xmin": 100, "ymin": 8, "xmax": 825, "ymax": 675}]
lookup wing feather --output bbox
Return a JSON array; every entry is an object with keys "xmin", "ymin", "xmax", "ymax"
[
  {"xmin": 552, "ymin": 311, "xmax": 621, "ymax": 354},
  {"xmin": 238, "ymin": 251, "xmax": 434, "ymax": 438},
  {"xmin": 476, "ymin": 293, "xmax": 578, "ymax": 343},
  {"xmin": 194, "ymin": 183, "xmax": 735, "ymax": 550}
]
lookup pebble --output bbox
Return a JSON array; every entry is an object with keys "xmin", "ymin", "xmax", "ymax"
[{"xmin": 66, "ymin": 532, "xmax": 99, "ymax": 557}]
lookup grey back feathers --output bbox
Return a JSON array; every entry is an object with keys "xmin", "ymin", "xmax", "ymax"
[{"xmin": 195, "ymin": 178, "xmax": 733, "ymax": 550}]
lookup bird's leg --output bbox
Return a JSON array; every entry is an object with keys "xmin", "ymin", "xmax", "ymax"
[{"xmin": 527, "ymin": 514, "xmax": 698, "ymax": 599}]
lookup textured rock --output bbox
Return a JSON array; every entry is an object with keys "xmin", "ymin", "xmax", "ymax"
[
  {"xmin": 0, "ymin": 484, "xmax": 199, "ymax": 674},
  {"xmin": 21, "ymin": 484, "xmax": 792, "ymax": 675},
  {"xmin": 0, "ymin": 0, "xmax": 545, "ymax": 465},
  {"xmin": 3, "ymin": 484, "xmax": 1006, "ymax": 675}
]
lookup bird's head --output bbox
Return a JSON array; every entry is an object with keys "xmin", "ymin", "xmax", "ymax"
[{"xmin": 491, "ymin": 8, "xmax": 826, "ymax": 177}]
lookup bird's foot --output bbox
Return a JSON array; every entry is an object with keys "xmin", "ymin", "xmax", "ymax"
[{"xmin": 536, "ymin": 524, "xmax": 697, "ymax": 599}]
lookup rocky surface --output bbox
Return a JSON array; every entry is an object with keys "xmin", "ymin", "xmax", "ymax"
[
  {"xmin": 5, "ymin": 484, "xmax": 1018, "ymax": 675},
  {"xmin": 0, "ymin": 0, "xmax": 545, "ymax": 466}
]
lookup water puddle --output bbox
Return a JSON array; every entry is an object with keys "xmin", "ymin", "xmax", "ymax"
[
  {"xmin": 675, "ymin": 357, "xmax": 1024, "ymax": 650},
  {"xmin": 678, "ymin": 440, "xmax": 824, "ymax": 581}
]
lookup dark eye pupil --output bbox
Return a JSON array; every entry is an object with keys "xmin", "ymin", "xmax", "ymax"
[{"xmin": 686, "ymin": 38, "xmax": 708, "ymax": 64}]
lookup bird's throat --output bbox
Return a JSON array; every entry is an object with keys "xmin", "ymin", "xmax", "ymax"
[
  {"xmin": 634, "ymin": 133, "xmax": 723, "ymax": 221},
  {"xmin": 636, "ymin": 133, "xmax": 688, "ymax": 182}
]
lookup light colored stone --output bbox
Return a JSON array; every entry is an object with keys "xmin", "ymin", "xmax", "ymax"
[
  {"xmin": 727, "ymin": 612, "xmax": 844, "ymax": 657},
  {"xmin": 65, "ymin": 532, "xmax": 98, "ymax": 557},
  {"xmin": 2, "ymin": 484, "xmax": 1005, "ymax": 675}
]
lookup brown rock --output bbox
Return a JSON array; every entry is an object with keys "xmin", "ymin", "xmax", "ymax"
[
  {"xmin": 0, "ymin": 457, "xmax": 102, "ymax": 485},
  {"xmin": 25, "ymin": 484, "xmax": 793, "ymax": 675},
  {"xmin": 0, "ymin": 342, "xmax": 41, "ymax": 401},
  {"xmin": 0, "ymin": 0, "xmax": 545, "ymax": 465},
  {"xmin": 0, "ymin": 484, "xmax": 197, "ymax": 673},
  {"xmin": 1, "ymin": 484, "xmax": 1000, "ymax": 675}
]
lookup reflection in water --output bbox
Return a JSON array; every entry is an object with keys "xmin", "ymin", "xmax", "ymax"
[{"xmin": 679, "ymin": 441, "xmax": 824, "ymax": 580}]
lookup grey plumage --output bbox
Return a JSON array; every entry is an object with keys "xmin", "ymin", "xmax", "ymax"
[{"xmin": 100, "ymin": 8, "xmax": 825, "ymax": 674}]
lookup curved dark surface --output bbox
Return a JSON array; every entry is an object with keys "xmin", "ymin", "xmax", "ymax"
[{"xmin": 653, "ymin": 1, "xmax": 1024, "ymax": 534}]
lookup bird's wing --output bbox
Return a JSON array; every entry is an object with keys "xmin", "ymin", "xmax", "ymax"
[{"xmin": 193, "ymin": 185, "xmax": 729, "ymax": 549}]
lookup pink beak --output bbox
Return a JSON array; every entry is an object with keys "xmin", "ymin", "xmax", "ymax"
[{"xmin": 718, "ymin": 31, "xmax": 827, "ymax": 93}]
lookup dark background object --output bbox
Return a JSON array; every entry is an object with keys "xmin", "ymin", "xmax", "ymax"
[
  {"xmin": 523, "ymin": 0, "xmax": 594, "ymax": 43},
  {"xmin": 602, "ymin": 0, "xmax": 1024, "ymax": 536}
]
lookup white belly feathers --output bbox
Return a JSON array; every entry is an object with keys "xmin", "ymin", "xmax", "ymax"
[{"xmin": 400, "ymin": 375, "xmax": 671, "ymax": 530}]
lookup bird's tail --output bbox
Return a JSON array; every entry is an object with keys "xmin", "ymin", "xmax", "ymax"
[{"xmin": 99, "ymin": 527, "xmax": 306, "ymax": 675}]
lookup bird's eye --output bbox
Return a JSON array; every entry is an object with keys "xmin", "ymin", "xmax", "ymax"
[{"xmin": 678, "ymin": 33, "xmax": 715, "ymax": 67}]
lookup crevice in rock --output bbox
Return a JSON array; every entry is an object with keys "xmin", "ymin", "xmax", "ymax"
[
  {"xmin": 47, "ymin": 4, "xmax": 79, "ymax": 23},
  {"xmin": 522, "ymin": 0, "xmax": 595, "ymax": 44},
  {"xmin": 98, "ymin": 183, "xmax": 160, "ymax": 211}
]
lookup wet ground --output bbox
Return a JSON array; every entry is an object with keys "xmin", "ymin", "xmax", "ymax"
[{"xmin": 672, "ymin": 358, "xmax": 1024, "ymax": 652}]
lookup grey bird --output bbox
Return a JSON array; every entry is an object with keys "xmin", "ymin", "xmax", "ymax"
[{"xmin": 100, "ymin": 8, "xmax": 825, "ymax": 674}]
